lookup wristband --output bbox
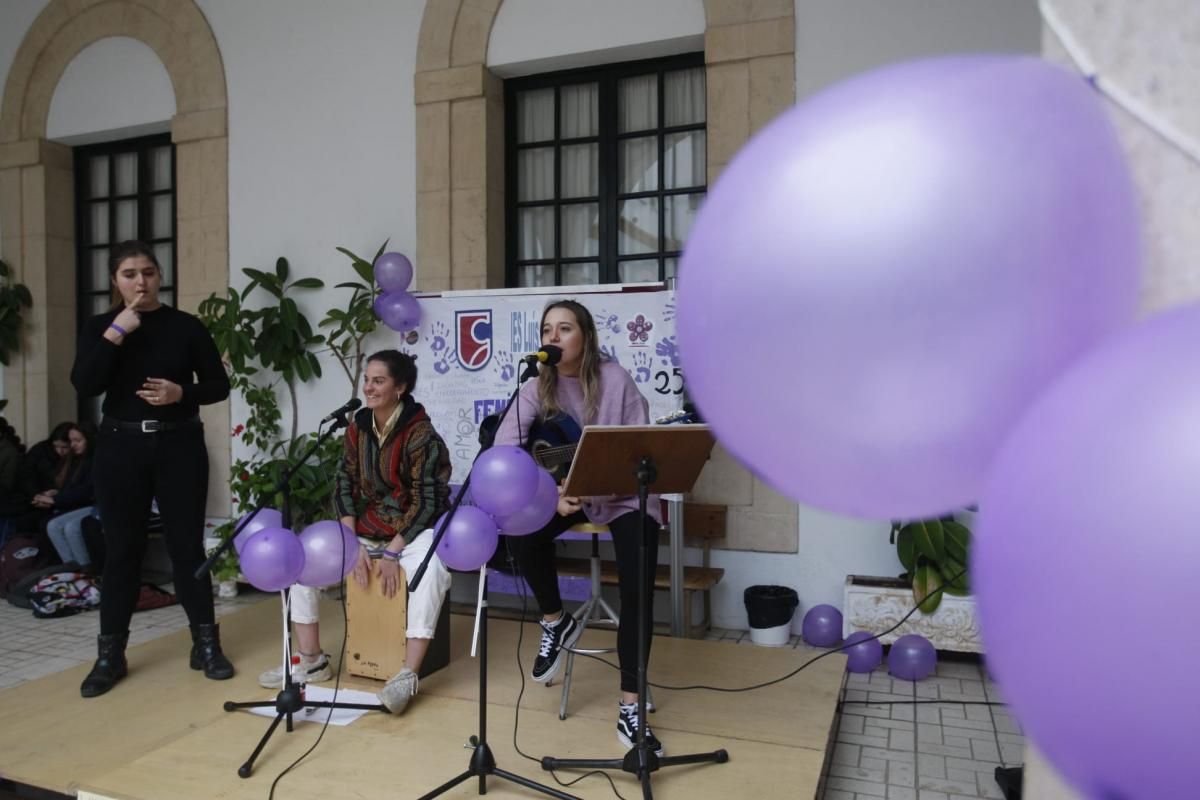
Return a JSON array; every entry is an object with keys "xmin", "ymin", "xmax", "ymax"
[
  {"xmin": 381, "ymin": 549, "xmax": 402, "ymax": 561},
  {"xmin": 108, "ymin": 323, "xmax": 128, "ymax": 336}
]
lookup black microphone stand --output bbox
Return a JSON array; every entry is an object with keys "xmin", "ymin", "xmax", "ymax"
[
  {"xmin": 196, "ymin": 411, "xmax": 386, "ymax": 778},
  {"xmin": 408, "ymin": 360, "xmax": 578, "ymax": 800}
]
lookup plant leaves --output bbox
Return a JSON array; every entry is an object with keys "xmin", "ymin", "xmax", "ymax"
[
  {"xmin": 896, "ymin": 527, "xmax": 916, "ymax": 573},
  {"xmin": 943, "ymin": 520, "xmax": 970, "ymax": 565},
  {"xmin": 912, "ymin": 564, "xmax": 944, "ymax": 614},
  {"xmin": 290, "ymin": 277, "xmax": 324, "ymax": 290},
  {"xmin": 909, "ymin": 519, "xmax": 945, "ymax": 562},
  {"xmin": 275, "ymin": 257, "xmax": 289, "ymax": 281},
  {"xmin": 351, "ymin": 260, "xmax": 374, "ymax": 284},
  {"xmin": 14, "ymin": 284, "xmax": 32, "ymax": 306}
]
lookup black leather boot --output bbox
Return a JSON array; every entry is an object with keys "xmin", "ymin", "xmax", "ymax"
[
  {"xmin": 80, "ymin": 632, "xmax": 129, "ymax": 698},
  {"xmin": 189, "ymin": 623, "xmax": 234, "ymax": 679}
]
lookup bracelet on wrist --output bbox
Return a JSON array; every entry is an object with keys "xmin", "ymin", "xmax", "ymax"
[
  {"xmin": 108, "ymin": 323, "xmax": 128, "ymax": 336},
  {"xmin": 381, "ymin": 549, "xmax": 401, "ymax": 561}
]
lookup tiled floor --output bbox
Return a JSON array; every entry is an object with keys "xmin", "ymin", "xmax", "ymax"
[
  {"xmin": 701, "ymin": 628, "xmax": 1023, "ymax": 800},
  {"xmin": 0, "ymin": 595, "xmax": 1022, "ymax": 800}
]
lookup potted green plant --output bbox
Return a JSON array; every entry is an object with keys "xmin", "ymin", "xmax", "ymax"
[
  {"xmin": 843, "ymin": 512, "xmax": 981, "ymax": 653},
  {"xmin": 0, "ymin": 259, "xmax": 33, "ymax": 412}
]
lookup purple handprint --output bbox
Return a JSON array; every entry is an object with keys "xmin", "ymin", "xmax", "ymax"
[
  {"xmin": 631, "ymin": 351, "xmax": 652, "ymax": 383},
  {"xmin": 425, "ymin": 320, "xmax": 450, "ymax": 353},
  {"xmin": 596, "ymin": 311, "xmax": 623, "ymax": 334},
  {"xmin": 599, "ymin": 344, "xmax": 621, "ymax": 365},
  {"xmin": 655, "ymin": 336, "xmax": 679, "ymax": 367},
  {"xmin": 495, "ymin": 351, "xmax": 516, "ymax": 382}
]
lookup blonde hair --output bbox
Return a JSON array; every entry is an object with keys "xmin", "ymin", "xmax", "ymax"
[{"xmin": 537, "ymin": 300, "xmax": 602, "ymax": 424}]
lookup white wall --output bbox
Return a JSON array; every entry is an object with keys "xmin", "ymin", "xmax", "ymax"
[
  {"xmin": 198, "ymin": 0, "xmax": 426, "ymax": 441},
  {"xmin": 46, "ymin": 36, "xmax": 175, "ymax": 144},
  {"xmin": 488, "ymin": 0, "xmax": 705, "ymax": 77}
]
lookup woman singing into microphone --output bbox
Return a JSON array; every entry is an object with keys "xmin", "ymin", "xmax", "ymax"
[{"xmin": 493, "ymin": 299, "xmax": 664, "ymax": 756}]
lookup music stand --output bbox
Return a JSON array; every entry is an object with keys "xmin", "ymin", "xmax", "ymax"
[{"xmin": 543, "ymin": 424, "xmax": 728, "ymax": 798}]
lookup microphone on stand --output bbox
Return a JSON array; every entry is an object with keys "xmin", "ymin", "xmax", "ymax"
[
  {"xmin": 320, "ymin": 397, "xmax": 362, "ymax": 424},
  {"xmin": 520, "ymin": 344, "xmax": 563, "ymax": 367}
]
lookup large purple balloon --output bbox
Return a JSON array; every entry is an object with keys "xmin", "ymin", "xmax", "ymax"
[
  {"xmin": 976, "ymin": 305, "xmax": 1200, "ymax": 800},
  {"xmin": 233, "ymin": 508, "xmax": 283, "ymax": 554},
  {"xmin": 240, "ymin": 526, "xmax": 305, "ymax": 592},
  {"xmin": 495, "ymin": 468, "xmax": 558, "ymax": 536},
  {"xmin": 374, "ymin": 291, "xmax": 422, "ymax": 333},
  {"xmin": 842, "ymin": 631, "xmax": 883, "ymax": 673},
  {"xmin": 297, "ymin": 520, "xmax": 358, "ymax": 588},
  {"xmin": 470, "ymin": 445, "xmax": 540, "ymax": 517},
  {"xmin": 801, "ymin": 604, "xmax": 843, "ymax": 647},
  {"xmin": 434, "ymin": 506, "xmax": 499, "ymax": 572},
  {"xmin": 887, "ymin": 634, "xmax": 936, "ymax": 681},
  {"xmin": 373, "ymin": 251, "xmax": 413, "ymax": 292},
  {"xmin": 677, "ymin": 55, "xmax": 1139, "ymax": 519}
]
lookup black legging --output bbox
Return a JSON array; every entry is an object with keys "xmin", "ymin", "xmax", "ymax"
[
  {"xmin": 507, "ymin": 508, "xmax": 658, "ymax": 693},
  {"xmin": 94, "ymin": 424, "xmax": 213, "ymax": 635}
]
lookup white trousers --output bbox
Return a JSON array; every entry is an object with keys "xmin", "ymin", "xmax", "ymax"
[{"xmin": 289, "ymin": 529, "xmax": 451, "ymax": 639}]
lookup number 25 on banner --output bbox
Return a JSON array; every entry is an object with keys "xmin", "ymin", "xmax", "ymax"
[{"xmin": 655, "ymin": 368, "xmax": 684, "ymax": 395}]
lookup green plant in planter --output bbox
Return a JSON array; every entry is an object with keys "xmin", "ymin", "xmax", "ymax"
[
  {"xmin": 890, "ymin": 516, "xmax": 971, "ymax": 614},
  {"xmin": 0, "ymin": 258, "xmax": 33, "ymax": 369}
]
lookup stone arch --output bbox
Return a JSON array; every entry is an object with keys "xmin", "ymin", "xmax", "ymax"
[
  {"xmin": 412, "ymin": 0, "xmax": 796, "ymax": 292},
  {"xmin": 0, "ymin": 0, "xmax": 230, "ymax": 513}
]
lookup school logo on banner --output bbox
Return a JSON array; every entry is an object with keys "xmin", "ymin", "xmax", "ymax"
[{"xmin": 455, "ymin": 309, "xmax": 493, "ymax": 371}]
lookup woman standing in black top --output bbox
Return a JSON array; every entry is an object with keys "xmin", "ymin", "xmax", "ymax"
[{"xmin": 71, "ymin": 240, "xmax": 233, "ymax": 698}]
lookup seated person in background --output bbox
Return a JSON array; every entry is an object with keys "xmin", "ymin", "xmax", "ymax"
[
  {"xmin": 257, "ymin": 350, "xmax": 452, "ymax": 715},
  {"xmin": 39, "ymin": 423, "xmax": 98, "ymax": 570},
  {"xmin": 21, "ymin": 421, "xmax": 74, "ymax": 498}
]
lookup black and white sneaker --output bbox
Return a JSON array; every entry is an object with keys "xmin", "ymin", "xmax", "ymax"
[
  {"xmin": 617, "ymin": 702, "xmax": 664, "ymax": 756},
  {"xmin": 531, "ymin": 613, "xmax": 582, "ymax": 683}
]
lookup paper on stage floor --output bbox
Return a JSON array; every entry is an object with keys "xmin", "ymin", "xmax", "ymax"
[{"xmin": 245, "ymin": 686, "xmax": 381, "ymax": 726}]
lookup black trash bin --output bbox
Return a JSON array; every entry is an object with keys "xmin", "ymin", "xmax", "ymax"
[{"xmin": 744, "ymin": 585, "xmax": 799, "ymax": 646}]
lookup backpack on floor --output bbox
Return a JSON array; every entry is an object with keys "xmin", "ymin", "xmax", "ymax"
[
  {"xmin": 27, "ymin": 571, "xmax": 100, "ymax": 618},
  {"xmin": 0, "ymin": 534, "xmax": 55, "ymax": 599}
]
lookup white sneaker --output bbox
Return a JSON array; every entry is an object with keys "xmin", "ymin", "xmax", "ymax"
[
  {"xmin": 257, "ymin": 652, "xmax": 332, "ymax": 689},
  {"xmin": 379, "ymin": 667, "xmax": 419, "ymax": 714}
]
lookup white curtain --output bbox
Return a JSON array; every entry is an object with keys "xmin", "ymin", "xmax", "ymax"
[
  {"xmin": 665, "ymin": 67, "xmax": 705, "ymax": 127},
  {"xmin": 619, "ymin": 74, "xmax": 657, "ymax": 132}
]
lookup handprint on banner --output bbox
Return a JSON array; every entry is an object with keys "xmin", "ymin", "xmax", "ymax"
[
  {"xmin": 662, "ymin": 299, "xmax": 676, "ymax": 323},
  {"xmin": 432, "ymin": 344, "xmax": 458, "ymax": 375},
  {"xmin": 426, "ymin": 321, "xmax": 451, "ymax": 354},
  {"xmin": 599, "ymin": 344, "xmax": 621, "ymax": 365},
  {"xmin": 596, "ymin": 311, "xmax": 623, "ymax": 334},
  {"xmin": 494, "ymin": 351, "xmax": 516, "ymax": 382},
  {"xmin": 655, "ymin": 335, "xmax": 680, "ymax": 367},
  {"xmin": 631, "ymin": 351, "xmax": 652, "ymax": 384}
]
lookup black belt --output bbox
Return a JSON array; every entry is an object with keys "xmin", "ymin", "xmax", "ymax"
[{"xmin": 100, "ymin": 415, "xmax": 201, "ymax": 434}]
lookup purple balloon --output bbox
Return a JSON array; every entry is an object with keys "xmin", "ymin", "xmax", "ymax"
[
  {"xmin": 976, "ymin": 305, "xmax": 1200, "ymax": 800},
  {"xmin": 373, "ymin": 251, "xmax": 413, "ymax": 292},
  {"xmin": 887, "ymin": 634, "xmax": 936, "ymax": 681},
  {"xmin": 375, "ymin": 291, "xmax": 422, "ymax": 333},
  {"xmin": 801, "ymin": 604, "xmax": 843, "ymax": 647},
  {"xmin": 495, "ymin": 469, "xmax": 558, "ymax": 536},
  {"xmin": 434, "ymin": 506, "xmax": 499, "ymax": 572},
  {"xmin": 239, "ymin": 526, "xmax": 305, "ymax": 592},
  {"xmin": 233, "ymin": 508, "xmax": 283, "ymax": 554},
  {"xmin": 297, "ymin": 520, "xmax": 358, "ymax": 588},
  {"xmin": 470, "ymin": 445, "xmax": 540, "ymax": 517},
  {"xmin": 677, "ymin": 55, "xmax": 1139, "ymax": 519},
  {"xmin": 842, "ymin": 631, "xmax": 883, "ymax": 673}
]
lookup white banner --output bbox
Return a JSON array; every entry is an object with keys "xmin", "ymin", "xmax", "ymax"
[{"xmin": 395, "ymin": 286, "xmax": 682, "ymax": 482}]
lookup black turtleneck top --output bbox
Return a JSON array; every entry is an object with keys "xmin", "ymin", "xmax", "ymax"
[{"xmin": 71, "ymin": 305, "xmax": 230, "ymax": 422}]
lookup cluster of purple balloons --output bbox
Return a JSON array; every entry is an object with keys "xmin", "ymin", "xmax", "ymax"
[
  {"xmin": 434, "ymin": 446, "xmax": 558, "ymax": 572},
  {"xmin": 676, "ymin": 52, "xmax": 1192, "ymax": 797},
  {"xmin": 233, "ymin": 509, "xmax": 358, "ymax": 592},
  {"xmin": 373, "ymin": 252, "xmax": 421, "ymax": 332}
]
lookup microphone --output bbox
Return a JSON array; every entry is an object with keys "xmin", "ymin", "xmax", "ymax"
[
  {"xmin": 520, "ymin": 344, "xmax": 563, "ymax": 367},
  {"xmin": 321, "ymin": 397, "xmax": 362, "ymax": 424}
]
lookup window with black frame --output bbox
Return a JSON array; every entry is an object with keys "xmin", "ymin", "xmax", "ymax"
[
  {"xmin": 74, "ymin": 133, "xmax": 177, "ymax": 421},
  {"xmin": 506, "ymin": 54, "xmax": 707, "ymax": 288}
]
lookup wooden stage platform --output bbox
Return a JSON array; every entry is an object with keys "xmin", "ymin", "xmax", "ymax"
[{"xmin": 0, "ymin": 598, "xmax": 844, "ymax": 799}]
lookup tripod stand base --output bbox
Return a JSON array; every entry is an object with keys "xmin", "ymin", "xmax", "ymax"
[
  {"xmin": 416, "ymin": 738, "xmax": 580, "ymax": 800},
  {"xmin": 542, "ymin": 746, "xmax": 729, "ymax": 777},
  {"xmin": 223, "ymin": 687, "xmax": 387, "ymax": 778}
]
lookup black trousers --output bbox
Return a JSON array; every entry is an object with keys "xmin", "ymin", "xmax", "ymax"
[
  {"xmin": 94, "ymin": 424, "xmax": 214, "ymax": 635},
  {"xmin": 507, "ymin": 508, "xmax": 658, "ymax": 694}
]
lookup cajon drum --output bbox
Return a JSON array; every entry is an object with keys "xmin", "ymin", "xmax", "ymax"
[{"xmin": 344, "ymin": 566, "xmax": 452, "ymax": 681}]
